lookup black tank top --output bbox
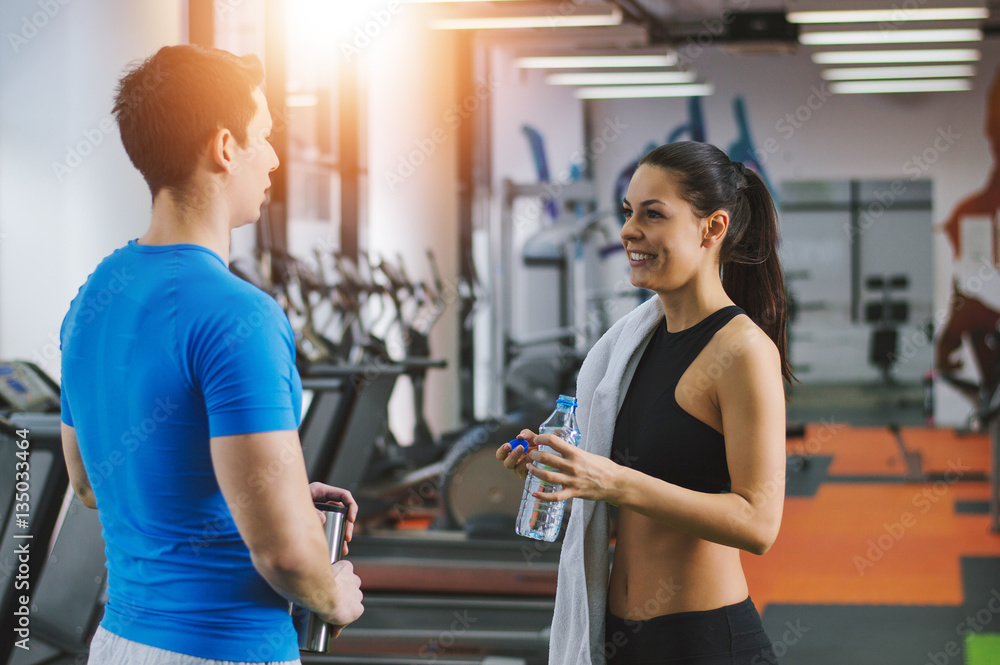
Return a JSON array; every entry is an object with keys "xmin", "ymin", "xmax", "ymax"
[{"xmin": 611, "ymin": 306, "xmax": 745, "ymax": 494}]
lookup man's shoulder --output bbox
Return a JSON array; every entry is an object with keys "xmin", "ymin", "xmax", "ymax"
[
  {"xmin": 73, "ymin": 243, "xmax": 133, "ymax": 288},
  {"xmin": 176, "ymin": 264, "xmax": 288, "ymax": 349},
  {"xmin": 62, "ymin": 244, "xmax": 138, "ymax": 328},
  {"xmin": 174, "ymin": 253, "xmax": 278, "ymax": 309}
]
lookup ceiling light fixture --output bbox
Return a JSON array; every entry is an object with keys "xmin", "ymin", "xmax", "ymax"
[
  {"xmin": 788, "ymin": 7, "xmax": 988, "ymax": 23},
  {"xmin": 546, "ymin": 71, "xmax": 697, "ymax": 85},
  {"xmin": 811, "ymin": 48, "xmax": 981, "ymax": 64},
  {"xmin": 830, "ymin": 78, "xmax": 973, "ymax": 93},
  {"xmin": 574, "ymin": 83, "xmax": 713, "ymax": 99},
  {"xmin": 821, "ymin": 64, "xmax": 976, "ymax": 80},
  {"xmin": 516, "ymin": 53, "xmax": 677, "ymax": 69},
  {"xmin": 800, "ymin": 28, "xmax": 982, "ymax": 45}
]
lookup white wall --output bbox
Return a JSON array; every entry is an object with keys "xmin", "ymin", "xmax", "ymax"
[
  {"xmin": 479, "ymin": 47, "xmax": 593, "ymax": 414},
  {"xmin": 0, "ymin": 0, "xmax": 182, "ymax": 378},
  {"xmin": 485, "ymin": 40, "xmax": 1000, "ymax": 424},
  {"xmin": 367, "ymin": 10, "xmax": 462, "ymax": 441},
  {"xmin": 489, "ymin": 48, "xmax": 589, "ymax": 348},
  {"xmin": 586, "ymin": 46, "xmax": 1000, "ymax": 424}
]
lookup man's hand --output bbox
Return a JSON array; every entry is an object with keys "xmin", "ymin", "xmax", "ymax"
[
  {"xmin": 309, "ymin": 483, "xmax": 358, "ymax": 557},
  {"xmin": 325, "ymin": 559, "xmax": 364, "ymax": 636},
  {"xmin": 211, "ymin": 430, "xmax": 364, "ymax": 631}
]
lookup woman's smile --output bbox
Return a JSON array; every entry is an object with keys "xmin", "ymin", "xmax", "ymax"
[{"xmin": 628, "ymin": 250, "xmax": 658, "ymax": 267}]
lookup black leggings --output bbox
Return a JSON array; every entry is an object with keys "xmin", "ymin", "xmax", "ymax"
[{"xmin": 604, "ymin": 597, "xmax": 777, "ymax": 665}]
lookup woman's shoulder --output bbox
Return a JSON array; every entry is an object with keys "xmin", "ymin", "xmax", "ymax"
[{"xmin": 715, "ymin": 311, "xmax": 780, "ymax": 371}]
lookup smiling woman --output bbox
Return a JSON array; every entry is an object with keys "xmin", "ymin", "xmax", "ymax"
[
  {"xmin": 624, "ymin": 143, "xmax": 791, "ymax": 378},
  {"xmin": 621, "ymin": 170, "xmax": 711, "ymax": 297},
  {"xmin": 498, "ymin": 140, "xmax": 791, "ymax": 665}
]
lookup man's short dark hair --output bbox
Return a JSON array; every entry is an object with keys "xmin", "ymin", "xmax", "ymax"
[{"xmin": 113, "ymin": 45, "xmax": 265, "ymax": 202}]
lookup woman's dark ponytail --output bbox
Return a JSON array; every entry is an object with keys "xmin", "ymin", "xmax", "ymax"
[
  {"xmin": 720, "ymin": 167, "xmax": 793, "ymax": 383},
  {"xmin": 639, "ymin": 141, "xmax": 793, "ymax": 382}
]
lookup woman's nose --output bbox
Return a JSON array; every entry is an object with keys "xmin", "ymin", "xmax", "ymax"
[{"xmin": 620, "ymin": 216, "xmax": 640, "ymax": 242}]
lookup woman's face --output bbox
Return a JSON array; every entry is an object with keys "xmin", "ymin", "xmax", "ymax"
[{"xmin": 621, "ymin": 165, "xmax": 710, "ymax": 294}]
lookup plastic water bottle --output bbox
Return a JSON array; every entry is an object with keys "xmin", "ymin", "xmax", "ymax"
[{"xmin": 515, "ymin": 394, "xmax": 580, "ymax": 542}]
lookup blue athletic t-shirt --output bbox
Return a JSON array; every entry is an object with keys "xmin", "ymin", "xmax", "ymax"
[{"xmin": 59, "ymin": 240, "xmax": 303, "ymax": 662}]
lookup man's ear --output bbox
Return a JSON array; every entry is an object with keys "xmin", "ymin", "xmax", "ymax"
[
  {"xmin": 703, "ymin": 210, "xmax": 729, "ymax": 249},
  {"xmin": 208, "ymin": 128, "xmax": 236, "ymax": 174}
]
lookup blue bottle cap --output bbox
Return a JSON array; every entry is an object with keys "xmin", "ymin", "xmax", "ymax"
[
  {"xmin": 509, "ymin": 438, "xmax": 529, "ymax": 452},
  {"xmin": 556, "ymin": 394, "xmax": 577, "ymax": 407}
]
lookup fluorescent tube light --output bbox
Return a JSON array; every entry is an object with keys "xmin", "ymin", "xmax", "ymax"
[
  {"xmin": 800, "ymin": 28, "xmax": 982, "ymax": 45},
  {"xmin": 788, "ymin": 8, "xmax": 988, "ymax": 23},
  {"xmin": 830, "ymin": 78, "xmax": 973, "ymax": 93},
  {"xmin": 821, "ymin": 64, "xmax": 976, "ymax": 80},
  {"xmin": 812, "ymin": 48, "xmax": 981, "ymax": 64},
  {"xmin": 575, "ymin": 83, "xmax": 713, "ymax": 99},
  {"xmin": 547, "ymin": 71, "xmax": 697, "ymax": 85},
  {"xmin": 430, "ymin": 6, "xmax": 621, "ymax": 29},
  {"xmin": 516, "ymin": 54, "xmax": 677, "ymax": 69}
]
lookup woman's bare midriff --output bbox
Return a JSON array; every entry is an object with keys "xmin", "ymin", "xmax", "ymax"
[
  {"xmin": 604, "ymin": 314, "xmax": 755, "ymax": 620},
  {"xmin": 606, "ymin": 507, "xmax": 748, "ymax": 621}
]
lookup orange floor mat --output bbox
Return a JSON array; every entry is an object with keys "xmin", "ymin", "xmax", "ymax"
[
  {"xmin": 747, "ymin": 424, "xmax": 999, "ymax": 613},
  {"xmin": 786, "ymin": 423, "xmax": 990, "ymax": 477}
]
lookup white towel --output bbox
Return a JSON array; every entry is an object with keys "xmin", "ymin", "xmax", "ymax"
[{"xmin": 548, "ymin": 295, "xmax": 663, "ymax": 665}]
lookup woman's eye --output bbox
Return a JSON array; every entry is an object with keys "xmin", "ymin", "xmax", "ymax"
[
  {"xmin": 647, "ymin": 210, "xmax": 661, "ymax": 218},
  {"xmin": 622, "ymin": 209, "xmax": 633, "ymax": 219}
]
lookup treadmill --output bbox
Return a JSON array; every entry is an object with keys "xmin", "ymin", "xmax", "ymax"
[
  {"xmin": 0, "ymin": 362, "xmax": 106, "ymax": 665},
  {"xmin": 297, "ymin": 361, "xmax": 562, "ymax": 664}
]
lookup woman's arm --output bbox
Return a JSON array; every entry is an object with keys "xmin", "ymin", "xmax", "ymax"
[{"xmin": 526, "ymin": 328, "xmax": 786, "ymax": 555}]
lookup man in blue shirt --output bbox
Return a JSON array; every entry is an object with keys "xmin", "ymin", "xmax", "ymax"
[{"xmin": 59, "ymin": 45, "xmax": 363, "ymax": 664}]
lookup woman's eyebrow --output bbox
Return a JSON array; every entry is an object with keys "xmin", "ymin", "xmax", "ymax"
[{"xmin": 623, "ymin": 198, "xmax": 666, "ymax": 207}]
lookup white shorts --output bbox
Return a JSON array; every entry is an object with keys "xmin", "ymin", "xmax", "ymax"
[{"xmin": 87, "ymin": 626, "xmax": 302, "ymax": 665}]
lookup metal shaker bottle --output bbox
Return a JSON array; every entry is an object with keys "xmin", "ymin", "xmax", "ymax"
[{"xmin": 289, "ymin": 502, "xmax": 349, "ymax": 653}]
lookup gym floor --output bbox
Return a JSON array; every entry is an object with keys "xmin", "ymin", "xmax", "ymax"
[
  {"xmin": 747, "ymin": 381, "xmax": 1000, "ymax": 665},
  {"xmin": 384, "ymin": 380, "xmax": 1000, "ymax": 664}
]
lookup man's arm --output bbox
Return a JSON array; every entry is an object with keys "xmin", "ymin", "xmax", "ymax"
[
  {"xmin": 60, "ymin": 423, "xmax": 97, "ymax": 509},
  {"xmin": 210, "ymin": 429, "xmax": 363, "ymax": 628}
]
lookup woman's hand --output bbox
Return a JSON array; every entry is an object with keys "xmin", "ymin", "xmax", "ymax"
[
  {"xmin": 309, "ymin": 482, "xmax": 358, "ymax": 558},
  {"xmin": 525, "ymin": 433, "xmax": 625, "ymax": 505},
  {"xmin": 495, "ymin": 429, "xmax": 537, "ymax": 480}
]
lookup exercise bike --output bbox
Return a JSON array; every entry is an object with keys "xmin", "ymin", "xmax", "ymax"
[{"xmin": 237, "ymin": 246, "xmax": 551, "ymax": 535}]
